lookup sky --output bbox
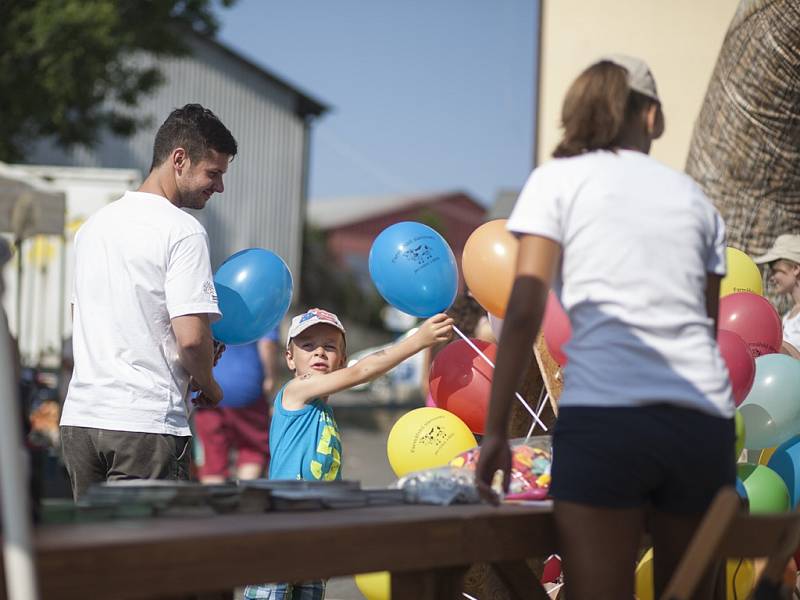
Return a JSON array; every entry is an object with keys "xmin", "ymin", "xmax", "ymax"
[{"xmin": 217, "ymin": 0, "xmax": 537, "ymax": 207}]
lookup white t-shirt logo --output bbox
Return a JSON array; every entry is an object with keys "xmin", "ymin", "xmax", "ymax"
[{"xmin": 202, "ymin": 280, "xmax": 218, "ymax": 303}]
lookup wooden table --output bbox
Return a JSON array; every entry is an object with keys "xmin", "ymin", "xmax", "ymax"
[{"xmin": 9, "ymin": 503, "xmax": 556, "ymax": 599}]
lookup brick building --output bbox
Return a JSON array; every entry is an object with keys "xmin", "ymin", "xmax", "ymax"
[{"xmin": 307, "ymin": 191, "xmax": 486, "ymax": 290}]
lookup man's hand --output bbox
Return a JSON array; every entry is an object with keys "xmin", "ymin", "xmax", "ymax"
[
  {"xmin": 192, "ymin": 380, "xmax": 223, "ymax": 408},
  {"xmin": 475, "ymin": 434, "xmax": 512, "ymax": 505},
  {"xmin": 213, "ymin": 341, "xmax": 226, "ymax": 366}
]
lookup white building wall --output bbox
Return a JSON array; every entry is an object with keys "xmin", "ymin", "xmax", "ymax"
[{"xmin": 537, "ymin": 0, "xmax": 739, "ymax": 170}]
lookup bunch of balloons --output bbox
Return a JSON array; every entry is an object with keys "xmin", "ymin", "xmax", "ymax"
[
  {"xmin": 368, "ymin": 222, "xmax": 478, "ymax": 475},
  {"xmin": 634, "ymin": 248, "xmax": 792, "ymax": 600},
  {"xmin": 718, "ymin": 249, "xmax": 800, "ymax": 527},
  {"xmin": 369, "ymin": 220, "xmax": 548, "ymax": 467},
  {"xmin": 461, "ymin": 220, "xmax": 572, "ymax": 367}
]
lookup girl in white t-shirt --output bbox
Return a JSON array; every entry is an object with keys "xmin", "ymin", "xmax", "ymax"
[{"xmin": 476, "ymin": 55, "xmax": 734, "ymax": 600}]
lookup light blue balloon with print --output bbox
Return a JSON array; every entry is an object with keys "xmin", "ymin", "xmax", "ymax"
[
  {"xmin": 739, "ymin": 354, "xmax": 800, "ymax": 450},
  {"xmin": 211, "ymin": 248, "xmax": 293, "ymax": 345},
  {"xmin": 368, "ymin": 222, "xmax": 458, "ymax": 318}
]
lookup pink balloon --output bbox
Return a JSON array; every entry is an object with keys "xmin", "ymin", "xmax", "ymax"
[
  {"xmin": 487, "ymin": 294, "xmax": 571, "ymax": 366},
  {"xmin": 717, "ymin": 329, "xmax": 756, "ymax": 406},
  {"xmin": 542, "ymin": 292, "xmax": 571, "ymax": 366},
  {"xmin": 718, "ymin": 292, "xmax": 782, "ymax": 358},
  {"xmin": 425, "ymin": 393, "xmax": 436, "ymax": 408}
]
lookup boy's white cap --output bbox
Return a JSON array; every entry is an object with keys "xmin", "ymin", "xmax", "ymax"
[
  {"xmin": 286, "ymin": 308, "xmax": 346, "ymax": 347},
  {"xmin": 599, "ymin": 53, "xmax": 660, "ymax": 103},
  {"xmin": 753, "ymin": 234, "xmax": 800, "ymax": 265}
]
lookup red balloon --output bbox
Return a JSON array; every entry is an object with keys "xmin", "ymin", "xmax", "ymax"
[
  {"xmin": 541, "ymin": 555, "xmax": 562, "ymax": 584},
  {"xmin": 542, "ymin": 292, "xmax": 571, "ymax": 366},
  {"xmin": 429, "ymin": 339, "xmax": 495, "ymax": 434},
  {"xmin": 718, "ymin": 292, "xmax": 782, "ymax": 358},
  {"xmin": 717, "ymin": 329, "xmax": 756, "ymax": 406}
]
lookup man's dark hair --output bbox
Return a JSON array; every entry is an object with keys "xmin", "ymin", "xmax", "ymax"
[{"xmin": 149, "ymin": 103, "xmax": 238, "ymax": 171}]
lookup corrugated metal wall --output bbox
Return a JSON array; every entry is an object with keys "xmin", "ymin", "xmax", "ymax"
[{"xmin": 28, "ymin": 34, "xmax": 319, "ymax": 280}]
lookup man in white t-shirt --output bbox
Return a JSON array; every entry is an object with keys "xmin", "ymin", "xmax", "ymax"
[{"xmin": 60, "ymin": 104, "xmax": 237, "ymax": 500}]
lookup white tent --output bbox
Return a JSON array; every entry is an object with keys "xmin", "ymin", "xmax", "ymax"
[
  {"xmin": 0, "ymin": 162, "xmax": 58, "ymax": 600},
  {"xmin": 0, "ymin": 162, "xmax": 65, "ymax": 239}
]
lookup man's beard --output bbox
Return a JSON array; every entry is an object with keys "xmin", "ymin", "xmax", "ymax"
[{"xmin": 177, "ymin": 188, "xmax": 208, "ymax": 210}]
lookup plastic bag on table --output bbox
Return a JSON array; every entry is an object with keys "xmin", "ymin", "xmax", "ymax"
[
  {"xmin": 392, "ymin": 466, "xmax": 480, "ymax": 506},
  {"xmin": 449, "ymin": 435, "xmax": 552, "ymax": 501}
]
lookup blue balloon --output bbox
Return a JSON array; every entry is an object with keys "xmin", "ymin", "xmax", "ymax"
[
  {"xmin": 768, "ymin": 435, "xmax": 800, "ymax": 509},
  {"xmin": 368, "ymin": 222, "xmax": 458, "ymax": 317},
  {"xmin": 735, "ymin": 477, "xmax": 748, "ymax": 501},
  {"xmin": 211, "ymin": 248, "xmax": 293, "ymax": 345}
]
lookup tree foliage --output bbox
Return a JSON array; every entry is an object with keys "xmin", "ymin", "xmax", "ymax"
[{"xmin": 0, "ymin": 0, "xmax": 236, "ymax": 162}]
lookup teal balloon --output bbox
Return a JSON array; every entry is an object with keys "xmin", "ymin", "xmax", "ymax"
[
  {"xmin": 211, "ymin": 248, "xmax": 293, "ymax": 345},
  {"xmin": 368, "ymin": 222, "xmax": 458, "ymax": 317},
  {"xmin": 737, "ymin": 463, "xmax": 790, "ymax": 513},
  {"xmin": 739, "ymin": 354, "xmax": 800, "ymax": 450},
  {"xmin": 767, "ymin": 435, "xmax": 800, "ymax": 509}
]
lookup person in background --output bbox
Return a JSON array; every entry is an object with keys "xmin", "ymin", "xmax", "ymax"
[
  {"xmin": 194, "ymin": 327, "xmax": 280, "ymax": 483},
  {"xmin": 60, "ymin": 104, "xmax": 237, "ymax": 500},
  {"xmin": 753, "ymin": 234, "xmax": 800, "ymax": 359},
  {"xmin": 475, "ymin": 55, "xmax": 734, "ymax": 600}
]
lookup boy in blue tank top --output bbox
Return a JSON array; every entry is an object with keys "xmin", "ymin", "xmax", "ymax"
[{"xmin": 244, "ymin": 307, "xmax": 452, "ymax": 600}]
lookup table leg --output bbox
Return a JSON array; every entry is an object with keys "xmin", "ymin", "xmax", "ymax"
[{"xmin": 391, "ymin": 566, "xmax": 468, "ymax": 600}]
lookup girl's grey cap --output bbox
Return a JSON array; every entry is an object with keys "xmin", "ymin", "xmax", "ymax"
[{"xmin": 600, "ymin": 54, "xmax": 660, "ymax": 103}]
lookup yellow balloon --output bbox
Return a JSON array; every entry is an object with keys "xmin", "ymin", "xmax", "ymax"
[
  {"xmin": 387, "ymin": 407, "xmax": 477, "ymax": 477},
  {"xmin": 462, "ymin": 219, "xmax": 519, "ymax": 317},
  {"xmin": 636, "ymin": 548, "xmax": 754, "ymax": 600},
  {"xmin": 355, "ymin": 571, "xmax": 390, "ymax": 600},
  {"xmin": 721, "ymin": 247, "xmax": 763, "ymax": 297},
  {"xmin": 759, "ymin": 446, "xmax": 778, "ymax": 465},
  {"xmin": 635, "ymin": 548, "xmax": 655, "ymax": 600},
  {"xmin": 726, "ymin": 559, "xmax": 756, "ymax": 600}
]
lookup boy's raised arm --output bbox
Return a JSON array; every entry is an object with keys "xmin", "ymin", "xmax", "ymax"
[{"xmin": 284, "ymin": 313, "xmax": 453, "ymax": 407}]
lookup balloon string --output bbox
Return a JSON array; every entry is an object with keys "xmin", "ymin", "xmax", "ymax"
[
  {"xmin": 535, "ymin": 383, "xmax": 548, "ymax": 415},
  {"xmin": 452, "ymin": 325, "xmax": 548, "ymax": 433},
  {"xmin": 526, "ymin": 393, "xmax": 550, "ymax": 441}
]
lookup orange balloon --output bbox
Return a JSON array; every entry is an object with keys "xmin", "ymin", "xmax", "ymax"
[{"xmin": 462, "ymin": 220, "xmax": 518, "ymax": 317}]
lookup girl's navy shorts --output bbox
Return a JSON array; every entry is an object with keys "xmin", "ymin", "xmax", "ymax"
[{"xmin": 550, "ymin": 404, "xmax": 736, "ymax": 514}]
